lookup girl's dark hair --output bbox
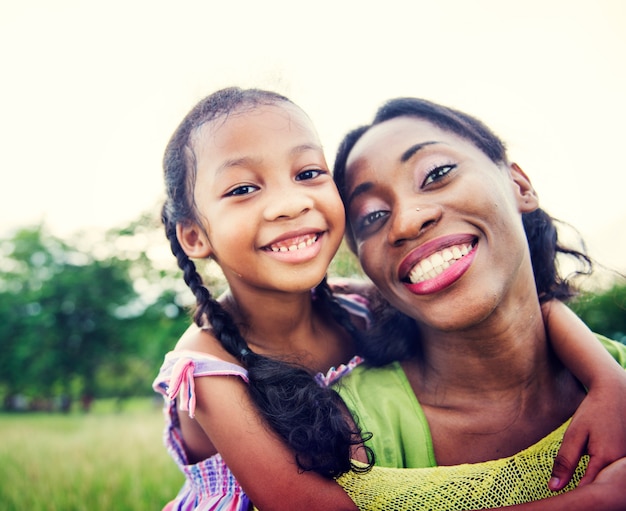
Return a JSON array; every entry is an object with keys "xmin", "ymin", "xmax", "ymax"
[
  {"xmin": 333, "ymin": 97, "xmax": 592, "ymax": 366},
  {"xmin": 162, "ymin": 87, "xmax": 372, "ymax": 477}
]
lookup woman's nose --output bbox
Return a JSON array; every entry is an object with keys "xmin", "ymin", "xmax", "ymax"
[{"xmin": 387, "ymin": 204, "xmax": 441, "ymax": 246}]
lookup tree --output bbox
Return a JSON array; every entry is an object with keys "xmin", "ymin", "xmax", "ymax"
[{"xmin": 0, "ymin": 225, "xmax": 137, "ymax": 409}]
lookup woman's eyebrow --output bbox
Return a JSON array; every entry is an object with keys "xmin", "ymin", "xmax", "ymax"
[
  {"xmin": 346, "ymin": 141, "xmax": 441, "ymax": 206},
  {"xmin": 400, "ymin": 141, "xmax": 439, "ymax": 163},
  {"xmin": 346, "ymin": 182, "xmax": 373, "ymax": 208}
]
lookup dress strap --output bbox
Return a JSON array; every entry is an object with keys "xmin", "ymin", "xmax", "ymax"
[{"xmin": 153, "ymin": 350, "xmax": 248, "ymax": 418}]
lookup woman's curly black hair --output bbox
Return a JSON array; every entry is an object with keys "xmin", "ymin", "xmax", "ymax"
[
  {"xmin": 161, "ymin": 87, "xmax": 372, "ymax": 477},
  {"xmin": 332, "ymin": 97, "xmax": 593, "ymax": 366}
]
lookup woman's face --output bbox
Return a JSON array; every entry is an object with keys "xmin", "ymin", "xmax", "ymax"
[{"xmin": 343, "ymin": 116, "xmax": 539, "ymax": 331}]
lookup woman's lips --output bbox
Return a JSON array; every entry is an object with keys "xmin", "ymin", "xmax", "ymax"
[
  {"xmin": 398, "ymin": 234, "xmax": 478, "ymax": 295},
  {"xmin": 405, "ymin": 241, "xmax": 474, "ymax": 284}
]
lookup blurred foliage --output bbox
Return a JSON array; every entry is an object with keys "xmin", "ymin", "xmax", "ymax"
[
  {"xmin": 0, "ymin": 216, "xmax": 624, "ymax": 411},
  {"xmin": 329, "ymin": 240, "xmax": 364, "ymax": 279},
  {"xmin": 0, "ymin": 221, "xmax": 191, "ymax": 411},
  {"xmin": 570, "ymin": 284, "xmax": 626, "ymax": 345}
]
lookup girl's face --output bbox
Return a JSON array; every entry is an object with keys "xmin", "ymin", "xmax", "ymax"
[
  {"xmin": 343, "ymin": 116, "xmax": 538, "ymax": 331},
  {"xmin": 179, "ymin": 102, "xmax": 345, "ymax": 296}
]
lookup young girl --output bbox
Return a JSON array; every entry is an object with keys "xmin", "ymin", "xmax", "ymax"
[{"xmin": 153, "ymin": 87, "xmax": 626, "ymax": 511}]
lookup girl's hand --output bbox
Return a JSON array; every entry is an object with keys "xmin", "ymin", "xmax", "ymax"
[
  {"xmin": 579, "ymin": 456, "xmax": 626, "ymax": 510},
  {"xmin": 541, "ymin": 300, "xmax": 626, "ymax": 491},
  {"xmin": 549, "ymin": 374, "xmax": 626, "ymax": 491}
]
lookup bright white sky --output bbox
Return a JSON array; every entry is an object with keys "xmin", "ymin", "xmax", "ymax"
[{"xmin": 1, "ymin": 0, "xmax": 625, "ymax": 273}]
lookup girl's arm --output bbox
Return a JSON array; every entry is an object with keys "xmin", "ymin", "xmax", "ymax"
[
  {"xmin": 192, "ymin": 370, "xmax": 358, "ymax": 511},
  {"xmin": 542, "ymin": 300, "xmax": 626, "ymax": 490},
  {"xmin": 504, "ymin": 458, "xmax": 626, "ymax": 511},
  {"xmin": 170, "ymin": 325, "xmax": 357, "ymax": 511}
]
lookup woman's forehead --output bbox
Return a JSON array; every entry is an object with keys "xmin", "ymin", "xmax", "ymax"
[{"xmin": 346, "ymin": 117, "xmax": 461, "ymax": 173}]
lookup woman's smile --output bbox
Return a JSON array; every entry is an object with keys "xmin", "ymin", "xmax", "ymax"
[{"xmin": 397, "ymin": 233, "xmax": 478, "ymax": 294}]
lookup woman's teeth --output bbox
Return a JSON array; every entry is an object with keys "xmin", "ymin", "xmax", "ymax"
[
  {"xmin": 269, "ymin": 234, "xmax": 318, "ymax": 252},
  {"xmin": 408, "ymin": 243, "xmax": 473, "ymax": 283}
]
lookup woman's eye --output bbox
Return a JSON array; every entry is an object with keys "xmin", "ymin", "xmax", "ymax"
[
  {"xmin": 296, "ymin": 168, "xmax": 324, "ymax": 181},
  {"xmin": 358, "ymin": 210, "xmax": 388, "ymax": 230},
  {"xmin": 226, "ymin": 184, "xmax": 258, "ymax": 197},
  {"xmin": 423, "ymin": 164, "xmax": 456, "ymax": 186}
]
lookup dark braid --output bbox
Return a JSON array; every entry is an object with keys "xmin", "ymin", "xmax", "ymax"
[{"xmin": 161, "ymin": 87, "xmax": 373, "ymax": 477}]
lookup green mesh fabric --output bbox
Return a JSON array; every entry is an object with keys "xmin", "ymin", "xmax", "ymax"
[{"xmin": 337, "ymin": 421, "xmax": 586, "ymax": 510}]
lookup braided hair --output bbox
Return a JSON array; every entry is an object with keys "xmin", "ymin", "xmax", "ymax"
[
  {"xmin": 161, "ymin": 87, "xmax": 372, "ymax": 477},
  {"xmin": 333, "ymin": 97, "xmax": 593, "ymax": 366}
]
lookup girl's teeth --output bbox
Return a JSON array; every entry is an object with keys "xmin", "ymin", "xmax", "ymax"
[{"xmin": 270, "ymin": 235, "xmax": 317, "ymax": 252}]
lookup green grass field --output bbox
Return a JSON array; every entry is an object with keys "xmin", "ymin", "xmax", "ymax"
[{"xmin": 0, "ymin": 398, "xmax": 184, "ymax": 511}]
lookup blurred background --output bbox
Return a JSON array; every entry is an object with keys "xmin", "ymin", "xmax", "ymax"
[{"xmin": 1, "ymin": 1, "xmax": 624, "ymax": 509}]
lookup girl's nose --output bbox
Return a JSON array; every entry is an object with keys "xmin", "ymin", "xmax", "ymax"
[
  {"xmin": 263, "ymin": 188, "xmax": 315, "ymax": 221},
  {"xmin": 387, "ymin": 204, "xmax": 442, "ymax": 246}
]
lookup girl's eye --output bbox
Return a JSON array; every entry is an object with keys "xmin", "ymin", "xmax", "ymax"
[
  {"xmin": 423, "ymin": 164, "xmax": 456, "ymax": 186},
  {"xmin": 296, "ymin": 168, "xmax": 324, "ymax": 181},
  {"xmin": 226, "ymin": 184, "xmax": 259, "ymax": 197}
]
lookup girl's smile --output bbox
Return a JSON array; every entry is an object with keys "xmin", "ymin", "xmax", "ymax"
[{"xmin": 262, "ymin": 230, "xmax": 325, "ymax": 263}]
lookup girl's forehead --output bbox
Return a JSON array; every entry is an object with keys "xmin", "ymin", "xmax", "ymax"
[
  {"xmin": 191, "ymin": 102, "xmax": 323, "ymax": 177},
  {"xmin": 204, "ymin": 102, "xmax": 313, "ymax": 136}
]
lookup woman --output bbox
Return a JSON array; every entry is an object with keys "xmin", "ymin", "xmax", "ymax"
[{"xmin": 331, "ymin": 97, "xmax": 626, "ymax": 509}]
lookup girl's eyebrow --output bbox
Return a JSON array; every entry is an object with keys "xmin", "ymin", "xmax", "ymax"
[
  {"xmin": 400, "ymin": 141, "xmax": 439, "ymax": 163},
  {"xmin": 290, "ymin": 143, "xmax": 324, "ymax": 156},
  {"xmin": 215, "ymin": 144, "xmax": 324, "ymax": 176},
  {"xmin": 215, "ymin": 156, "xmax": 259, "ymax": 176}
]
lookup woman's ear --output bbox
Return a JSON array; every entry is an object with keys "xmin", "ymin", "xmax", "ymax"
[
  {"xmin": 176, "ymin": 222, "xmax": 213, "ymax": 258},
  {"xmin": 509, "ymin": 163, "xmax": 539, "ymax": 213}
]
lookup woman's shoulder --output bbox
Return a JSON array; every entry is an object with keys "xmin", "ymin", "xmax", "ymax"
[{"xmin": 337, "ymin": 361, "xmax": 406, "ymax": 389}]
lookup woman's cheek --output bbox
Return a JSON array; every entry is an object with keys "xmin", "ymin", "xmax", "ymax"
[{"xmin": 358, "ymin": 242, "xmax": 384, "ymax": 285}]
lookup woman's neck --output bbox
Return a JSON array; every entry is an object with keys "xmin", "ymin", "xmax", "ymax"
[
  {"xmin": 417, "ymin": 310, "xmax": 550, "ymax": 395},
  {"xmin": 403, "ymin": 301, "xmax": 586, "ymax": 464}
]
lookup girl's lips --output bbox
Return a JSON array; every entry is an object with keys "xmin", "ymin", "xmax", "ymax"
[
  {"xmin": 261, "ymin": 230, "xmax": 326, "ymax": 264},
  {"xmin": 398, "ymin": 234, "xmax": 478, "ymax": 294}
]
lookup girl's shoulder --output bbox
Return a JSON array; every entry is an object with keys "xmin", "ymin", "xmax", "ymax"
[
  {"xmin": 153, "ymin": 324, "xmax": 248, "ymax": 407},
  {"xmin": 152, "ymin": 347, "xmax": 249, "ymax": 418},
  {"xmin": 174, "ymin": 322, "xmax": 242, "ymax": 364}
]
